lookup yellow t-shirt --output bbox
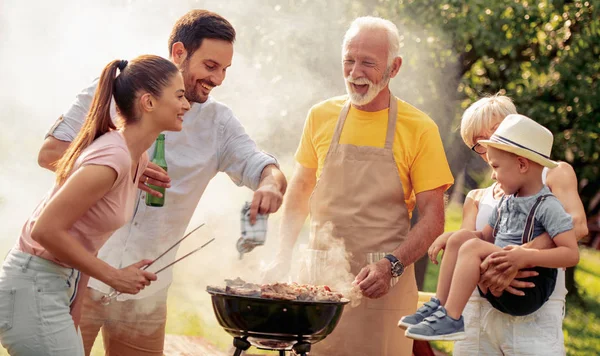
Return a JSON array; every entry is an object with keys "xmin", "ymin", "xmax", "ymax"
[{"xmin": 295, "ymin": 95, "xmax": 454, "ymax": 214}]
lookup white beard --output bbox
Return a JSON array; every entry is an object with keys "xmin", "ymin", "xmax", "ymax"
[{"xmin": 344, "ymin": 68, "xmax": 391, "ymax": 106}]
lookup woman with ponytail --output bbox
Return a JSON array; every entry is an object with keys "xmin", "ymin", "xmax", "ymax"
[{"xmin": 0, "ymin": 54, "xmax": 189, "ymax": 355}]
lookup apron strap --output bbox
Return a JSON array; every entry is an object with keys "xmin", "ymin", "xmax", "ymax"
[
  {"xmin": 384, "ymin": 95, "xmax": 398, "ymax": 150},
  {"xmin": 331, "ymin": 101, "xmax": 351, "ymax": 146},
  {"xmin": 331, "ymin": 93, "xmax": 398, "ymax": 149}
]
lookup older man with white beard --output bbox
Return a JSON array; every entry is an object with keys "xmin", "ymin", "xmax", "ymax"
[{"xmin": 266, "ymin": 16, "xmax": 454, "ymax": 356}]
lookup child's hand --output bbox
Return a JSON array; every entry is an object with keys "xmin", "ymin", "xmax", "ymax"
[
  {"xmin": 428, "ymin": 232, "xmax": 452, "ymax": 264},
  {"xmin": 489, "ymin": 245, "xmax": 532, "ymax": 270}
]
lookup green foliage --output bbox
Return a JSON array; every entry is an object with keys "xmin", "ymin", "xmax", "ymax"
[
  {"xmin": 214, "ymin": 0, "xmax": 598, "ymax": 213},
  {"xmin": 377, "ymin": 0, "xmax": 600, "ymax": 214},
  {"xmin": 564, "ymin": 248, "xmax": 600, "ymax": 355}
]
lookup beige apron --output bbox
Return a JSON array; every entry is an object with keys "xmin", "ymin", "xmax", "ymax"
[{"xmin": 308, "ymin": 95, "xmax": 418, "ymax": 356}]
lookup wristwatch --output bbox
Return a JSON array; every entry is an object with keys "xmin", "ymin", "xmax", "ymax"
[{"xmin": 384, "ymin": 254, "xmax": 405, "ymax": 278}]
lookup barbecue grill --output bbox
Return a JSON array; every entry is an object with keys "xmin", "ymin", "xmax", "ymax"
[{"xmin": 207, "ymin": 289, "xmax": 349, "ymax": 356}]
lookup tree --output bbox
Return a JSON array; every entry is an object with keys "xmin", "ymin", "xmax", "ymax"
[
  {"xmin": 375, "ymin": 0, "xmax": 599, "ymax": 214},
  {"xmin": 369, "ymin": 0, "xmax": 599, "ymax": 296}
]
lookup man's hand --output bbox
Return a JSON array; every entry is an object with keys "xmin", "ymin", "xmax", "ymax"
[
  {"xmin": 353, "ymin": 259, "xmax": 392, "ymax": 299},
  {"xmin": 479, "ymin": 254, "xmax": 538, "ymax": 297},
  {"xmin": 249, "ymin": 183, "xmax": 283, "ymax": 224},
  {"xmin": 249, "ymin": 164, "xmax": 286, "ymax": 224},
  {"xmin": 138, "ymin": 162, "xmax": 171, "ymax": 197}
]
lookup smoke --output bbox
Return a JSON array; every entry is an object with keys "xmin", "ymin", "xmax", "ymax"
[
  {"xmin": 297, "ymin": 222, "xmax": 362, "ymax": 307},
  {"xmin": 0, "ymin": 0, "xmax": 461, "ymax": 350}
]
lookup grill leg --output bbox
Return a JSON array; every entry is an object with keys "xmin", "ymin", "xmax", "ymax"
[
  {"xmin": 279, "ymin": 351, "xmax": 286, "ymax": 356},
  {"xmin": 232, "ymin": 337, "xmax": 251, "ymax": 356},
  {"xmin": 292, "ymin": 342, "xmax": 311, "ymax": 356}
]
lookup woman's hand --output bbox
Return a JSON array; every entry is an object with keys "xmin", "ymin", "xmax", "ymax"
[
  {"xmin": 428, "ymin": 232, "xmax": 452, "ymax": 264},
  {"xmin": 107, "ymin": 259, "xmax": 157, "ymax": 294},
  {"xmin": 479, "ymin": 253, "xmax": 538, "ymax": 297}
]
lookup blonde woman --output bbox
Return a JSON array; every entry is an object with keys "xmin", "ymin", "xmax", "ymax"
[{"xmin": 441, "ymin": 95, "xmax": 586, "ymax": 354}]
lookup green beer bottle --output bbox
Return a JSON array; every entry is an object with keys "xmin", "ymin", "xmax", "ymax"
[{"xmin": 145, "ymin": 134, "xmax": 167, "ymax": 207}]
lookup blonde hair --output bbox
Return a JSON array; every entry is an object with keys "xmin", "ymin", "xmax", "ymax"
[
  {"xmin": 342, "ymin": 16, "xmax": 401, "ymax": 67},
  {"xmin": 460, "ymin": 94, "xmax": 517, "ymax": 148}
]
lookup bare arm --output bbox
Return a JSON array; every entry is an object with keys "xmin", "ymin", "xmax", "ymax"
[
  {"xmin": 546, "ymin": 162, "xmax": 588, "ymax": 240},
  {"xmin": 525, "ymin": 230, "xmax": 580, "ymax": 267},
  {"xmin": 476, "ymin": 225, "xmax": 495, "ymax": 243},
  {"xmin": 31, "ymin": 165, "xmax": 156, "ymax": 294},
  {"xmin": 259, "ymin": 164, "xmax": 287, "ymax": 195},
  {"xmin": 248, "ymin": 164, "xmax": 287, "ymax": 223},
  {"xmin": 38, "ymin": 136, "xmax": 70, "ymax": 171},
  {"xmin": 277, "ymin": 164, "xmax": 316, "ymax": 255},
  {"xmin": 39, "ymin": 136, "xmax": 173, "ymax": 198},
  {"xmin": 429, "ymin": 189, "xmax": 484, "ymax": 264},
  {"xmin": 392, "ymin": 186, "xmax": 446, "ymax": 266},
  {"xmin": 522, "ymin": 232, "xmax": 555, "ymax": 249},
  {"xmin": 490, "ymin": 230, "xmax": 579, "ymax": 269},
  {"xmin": 262, "ymin": 164, "xmax": 316, "ymax": 282},
  {"xmin": 356, "ymin": 186, "xmax": 445, "ymax": 298},
  {"xmin": 461, "ymin": 189, "xmax": 482, "ymax": 230}
]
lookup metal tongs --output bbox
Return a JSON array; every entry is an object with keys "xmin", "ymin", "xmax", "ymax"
[{"xmin": 100, "ymin": 223, "xmax": 214, "ymax": 305}]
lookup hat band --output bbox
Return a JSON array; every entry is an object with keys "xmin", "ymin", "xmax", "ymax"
[{"xmin": 490, "ymin": 134, "xmax": 551, "ymax": 159}]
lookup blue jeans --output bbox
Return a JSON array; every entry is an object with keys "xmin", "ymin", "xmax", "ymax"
[{"xmin": 0, "ymin": 249, "xmax": 84, "ymax": 355}]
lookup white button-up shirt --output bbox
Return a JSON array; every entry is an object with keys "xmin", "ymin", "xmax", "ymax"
[{"xmin": 49, "ymin": 80, "xmax": 278, "ymax": 300}]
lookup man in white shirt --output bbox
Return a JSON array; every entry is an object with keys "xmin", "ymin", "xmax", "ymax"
[{"xmin": 37, "ymin": 9, "xmax": 287, "ymax": 356}]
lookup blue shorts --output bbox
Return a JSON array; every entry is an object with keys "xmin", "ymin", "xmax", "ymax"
[{"xmin": 0, "ymin": 249, "xmax": 84, "ymax": 355}]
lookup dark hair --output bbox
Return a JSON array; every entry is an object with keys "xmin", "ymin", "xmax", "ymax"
[
  {"xmin": 55, "ymin": 55, "xmax": 179, "ymax": 184},
  {"xmin": 168, "ymin": 10, "xmax": 236, "ymax": 58}
]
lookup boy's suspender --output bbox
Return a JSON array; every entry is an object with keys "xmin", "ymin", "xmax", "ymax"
[
  {"xmin": 522, "ymin": 194, "xmax": 554, "ymax": 244},
  {"xmin": 492, "ymin": 194, "xmax": 554, "ymax": 244}
]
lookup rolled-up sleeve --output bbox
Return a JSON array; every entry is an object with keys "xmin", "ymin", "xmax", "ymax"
[
  {"xmin": 217, "ymin": 112, "xmax": 278, "ymax": 190},
  {"xmin": 47, "ymin": 79, "xmax": 116, "ymax": 141}
]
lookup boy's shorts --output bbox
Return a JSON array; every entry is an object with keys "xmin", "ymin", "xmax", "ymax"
[{"xmin": 478, "ymin": 267, "xmax": 557, "ymax": 316}]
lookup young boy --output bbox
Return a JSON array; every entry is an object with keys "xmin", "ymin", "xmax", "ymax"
[{"xmin": 400, "ymin": 114, "xmax": 579, "ymax": 341}]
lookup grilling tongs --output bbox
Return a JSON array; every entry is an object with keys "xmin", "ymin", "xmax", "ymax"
[{"xmin": 99, "ymin": 223, "xmax": 214, "ymax": 305}]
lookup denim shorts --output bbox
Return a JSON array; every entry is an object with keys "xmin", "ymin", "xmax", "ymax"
[{"xmin": 0, "ymin": 249, "xmax": 84, "ymax": 355}]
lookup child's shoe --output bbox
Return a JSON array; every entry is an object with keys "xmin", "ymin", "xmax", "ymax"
[
  {"xmin": 404, "ymin": 306, "xmax": 466, "ymax": 341},
  {"xmin": 398, "ymin": 296, "xmax": 441, "ymax": 329}
]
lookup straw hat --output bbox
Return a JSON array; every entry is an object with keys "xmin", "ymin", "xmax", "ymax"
[{"xmin": 479, "ymin": 114, "xmax": 558, "ymax": 168}]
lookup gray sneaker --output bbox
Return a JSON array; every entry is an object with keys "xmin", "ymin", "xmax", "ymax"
[
  {"xmin": 404, "ymin": 306, "xmax": 466, "ymax": 341},
  {"xmin": 398, "ymin": 297, "xmax": 441, "ymax": 329}
]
